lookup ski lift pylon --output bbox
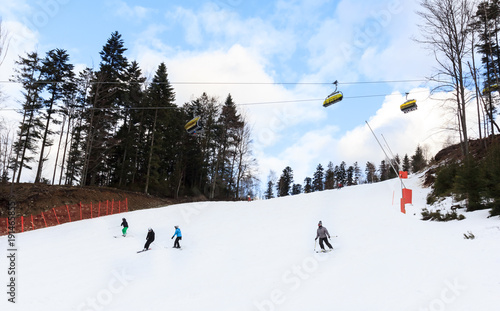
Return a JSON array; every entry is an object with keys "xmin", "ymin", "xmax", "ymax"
[
  {"xmin": 323, "ymin": 80, "xmax": 343, "ymax": 108},
  {"xmin": 400, "ymin": 92, "xmax": 417, "ymax": 113}
]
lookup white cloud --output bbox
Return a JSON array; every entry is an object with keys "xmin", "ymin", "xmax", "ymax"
[
  {"xmin": 0, "ymin": 19, "xmax": 38, "ymax": 109},
  {"xmin": 109, "ymin": 0, "xmax": 151, "ymax": 21},
  {"xmin": 165, "ymin": 3, "xmax": 297, "ymax": 64}
]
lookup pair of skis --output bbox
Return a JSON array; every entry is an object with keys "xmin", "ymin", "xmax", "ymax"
[
  {"xmin": 315, "ymin": 248, "xmax": 333, "ymax": 253},
  {"xmin": 137, "ymin": 247, "xmax": 183, "ymax": 253},
  {"xmin": 314, "ymin": 236, "xmax": 337, "ymax": 253}
]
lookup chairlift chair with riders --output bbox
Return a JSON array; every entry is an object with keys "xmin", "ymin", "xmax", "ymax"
[
  {"xmin": 323, "ymin": 80, "xmax": 343, "ymax": 108},
  {"xmin": 184, "ymin": 116, "xmax": 203, "ymax": 135},
  {"xmin": 400, "ymin": 92, "xmax": 417, "ymax": 113}
]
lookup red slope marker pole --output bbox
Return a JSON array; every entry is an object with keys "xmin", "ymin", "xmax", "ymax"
[
  {"xmin": 42, "ymin": 212, "xmax": 47, "ymax": 227},
  {"xmin": 53, "ymin": 208, "xmax": 60, "ymax": 225},
  {"xmin": 66, "ymin": 205, "xmax": 71, "ymax": 222}
]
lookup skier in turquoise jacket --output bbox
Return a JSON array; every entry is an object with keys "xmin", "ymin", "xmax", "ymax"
[{"xmin": 171, "ymin": 225, "xmax": 182, "ymax": 248}]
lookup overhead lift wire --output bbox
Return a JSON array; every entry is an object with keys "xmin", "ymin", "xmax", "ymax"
[
  {"xmin": 0, "ymin": 78, "xmax": 431, "ymax": 86},
  {"xmin": 0, "ymin": 79, "xmax": 432, "ymax": 110},
  {"xmin": 0, "ymin": 90, "xmax": 432, "ymax": 111}
]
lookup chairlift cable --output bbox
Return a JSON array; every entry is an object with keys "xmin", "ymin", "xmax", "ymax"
[{"xmin": 0, "ymin": 78, "xmax": 431, "ymax": 85}]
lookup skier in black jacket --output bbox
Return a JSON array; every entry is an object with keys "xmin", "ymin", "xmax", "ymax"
[
  {"xmin": 121, "ymin": 218, "xmax": 129, "ymax": 237},
  {"xmin": 315, "ymin": 221, "xmax": 333, "ymax": 251},
  {"xmin": 143, "ymin": 228, "xmax": 155, "ymax": 251}
]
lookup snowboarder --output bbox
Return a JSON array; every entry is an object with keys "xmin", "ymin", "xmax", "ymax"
[
  {"xmin": 315, "ymin": 221, "xmax": 333, "ymax": 252},
  {"xmin": 121, "ymin": 218, "xmax": 129, "ymax": 237},
  {"xmin": 143, "ymin": 228, "xmax": 155, "ymax": 251},
  {"xmin": 171, "ymin": 225, "xmax": 182, "ymax": 248}
]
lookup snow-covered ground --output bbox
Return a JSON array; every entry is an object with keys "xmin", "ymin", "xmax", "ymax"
[{"xmin": 1, "ymin": 174, "xmax": 500, "ymax": 311}]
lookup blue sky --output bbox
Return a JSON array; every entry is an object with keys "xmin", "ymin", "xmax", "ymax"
[{"xmin": 0, "ymin": 0, "xmax": 477, "ymax": 187}]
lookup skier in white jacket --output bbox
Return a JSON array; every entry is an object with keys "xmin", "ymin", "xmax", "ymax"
[{"xmin": 315, "ymin": 221, "xmax": 333, "ymax": 251}]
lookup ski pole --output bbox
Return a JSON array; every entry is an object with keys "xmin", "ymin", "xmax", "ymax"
[{"xmin": 314, "ymin": 240, "xmax": 317, "ymax": 252}]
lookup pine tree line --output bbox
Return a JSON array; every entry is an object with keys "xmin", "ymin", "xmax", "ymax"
[
  {"xmin": 263, "ymin": 145, "xmax": 427, "ymax": 199},
  {"xmin": 2, "ymin": 32, "xmax": 257, "ymax": 199}
]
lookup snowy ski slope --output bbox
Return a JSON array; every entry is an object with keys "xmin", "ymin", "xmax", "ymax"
[{"xmin": 1, "ymin": 174, "xmax": 500, "ymax": 311}]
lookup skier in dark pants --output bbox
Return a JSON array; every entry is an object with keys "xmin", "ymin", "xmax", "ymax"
[
  {"xmin": 143, "ymin": 228, "xmax": 155, "ymax": 251},
  {"xmin": 121, "ymin": 218, "xmax": 129, "ymax": 237},
  {"xmin": 315, "ymin": 221, "xmax": 333, "ymax": 251},
  {"xmin": 171, "ymin": 225, "xmax": 182, "ymax": 248}
]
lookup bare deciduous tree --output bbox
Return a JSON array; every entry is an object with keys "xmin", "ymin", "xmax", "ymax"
[
  {"xmin": 0, "ymin": 18, "xmax": 9, "ymax": 67},
  {"xmin": 417, "ymin": 0, "xmax": 475, "ymax": 156}
]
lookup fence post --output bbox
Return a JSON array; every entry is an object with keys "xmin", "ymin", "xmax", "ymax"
[
  {"xmin": 119, "ymin": 200, "xmax": 121, "ymax": 213},
  {"xmin": 53, "ymin": 208, "xmax": 60, "ymax": 225},
  {"xmin": 42, "ymin": 212, "xmax": 48, "ymax": 227},
  {"xmin": 66, "ymin": 205, "xmax": 71, "ymax": 222},
  {"xmin": 111, "ymin": 199, "xmax": 114, "ymax": 214},
  {"xmin": 80, "ymin": 202, "xmax": 82, "ymax": 220},
  {"xmin": 21, "ymin": 216, "xmax": 24, "ymax": 232},
  {"xmin": 91, "ymin": 202, "xmax": 93, "ymax": 219},
  {"xmin": 31, "ymin": 215, "xmax": 35, "ymax": 230},
  {"xmin": 106, "ymin": 200, "xmax": 109, "ymax": 215},
  {"xmin": 126, "ymin": 198, "xmax": 128, "ymax": 212},
  {"xmin": 98, "ymin": 202, "xmax": 101, "ymax": 217}
]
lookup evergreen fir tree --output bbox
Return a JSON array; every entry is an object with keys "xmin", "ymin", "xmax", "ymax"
[
  {"xmin": 411, "ymin": 145, "xmax": 427, "ymax": 173},
  {"xmin": 109, "ymin": 61, "xmax": 147, "ymax": 189},
  {"xmin": 365, "ymin": 161, "xmax": 377, "ymax": 183},
  {"xmin": 10, "ymin": 52, "xmax": 44, "ymax": 183},
  {"xmin": 264, "ymin": 180, "xmax": 274, "ymax": 199},
  {"xmin": 183, "ymin": 92, "xmax": 220, "ymax": 196},
  {"xmin": 472, "ymin": 1, "xmax": 500, "ymax": 135},
  {"xmin": 264, "ymin": 170, "xmax": 276, "ymax": 199},
  {"xmin": 336, "ymin": 161, "xmax": 346, "ymax": 187},
  {"xmin": 482, "ymin": 143, "xmax": 500, "ymax": 215},
  {"xmin": 291, "ymin": 183, "xmax": 302, "ymax": 195},
  {"xmin": 454, "ymin": 156, "xmax": 483, "ymax": 211},
  {"xmin": 277, "ymin": 166, "xmax": 293, "ymax": 197},
  {"xmin": 346, "ymin": 165, "xmax": 354, "ymax": 186},
  {"xmin": 143, "ymin": 62, "xmax": 178, "ymax": 195},
  {"xmin": 65, "ymin": 68, "xmax": 94, "ymax": 185},
  {"xmin": 387, "ymin": 155, "xmax": 400, "ymax": 179},
  {"xmin": 35, "ymin": 48, "xmax": 75, "ymax": 183},
  {"xmin": 212, "ymin": 93, "xmax": 244, "ymax": 199},
  {"xmin": 304, "ymin": 177, "xmax": 312, "ymax": 193},
  {"xmin": 402, "ymin": 154, "xmax": 411, "ymax": 173},
  {"xmin": 83, "ymin": 31, "xmax": 129, "ymax": 186},
  {"xmin": 379, "ymin": 160, "xmax": 389, "ymax": 181},
  {"xmin": 312, "ymin": 163, "xmax": 324, "ymax": 191},
  {"xmin": 324, "ymin": 161, "xmax": 335, "ymax": 189}
]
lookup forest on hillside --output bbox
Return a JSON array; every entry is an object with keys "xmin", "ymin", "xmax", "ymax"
[{"xmin": 0, "ymin": 32, "xmax": 256, "ymax": 199}]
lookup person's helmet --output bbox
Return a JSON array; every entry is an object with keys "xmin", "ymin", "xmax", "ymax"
[
  {"xmin": 174, "ymin": 225, "xmax": 179, "ymax": 229},
  {"xmin": 148, "ymin": 227, "xmax": 152, "ymax": 231},
  {"xmin": 122, "ymin": 218, "xmax": 125, "ymax": 221},
  {"xmin": 318, "ymin": 221, "xmax": 322, "ymax": 226}
]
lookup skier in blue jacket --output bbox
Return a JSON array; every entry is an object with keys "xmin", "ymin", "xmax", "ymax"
[{"xmin": 171, "ymin": 225, "xmax": 182, "ymax": 248}]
